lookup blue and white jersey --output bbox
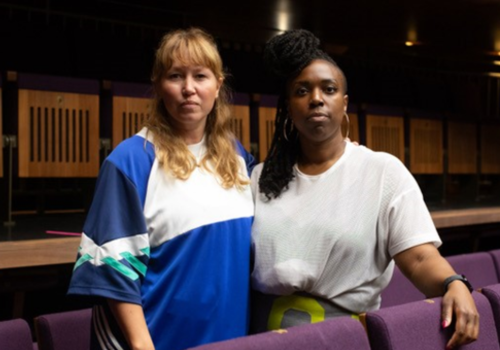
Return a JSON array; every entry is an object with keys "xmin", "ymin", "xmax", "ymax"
[{"xmin": 68, "ymin": 128, "xmax": 255, "ymax": 350}]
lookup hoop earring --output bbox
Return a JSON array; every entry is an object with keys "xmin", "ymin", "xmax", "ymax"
[
  {"xmin": 283, "ymin": 117, "xmax": 294, "ymax": 142},
  {"xmin": 343, "ymin": 112, "xmax": 350, "ymax": 140}
]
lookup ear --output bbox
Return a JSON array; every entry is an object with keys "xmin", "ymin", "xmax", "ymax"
[
  {"xmin": 215, "ymin": 77, "xmax": 223, "ymax": 98},
  {"xmin": 343, "ymin": 94, "xmax": 349, "ymax": 112}
]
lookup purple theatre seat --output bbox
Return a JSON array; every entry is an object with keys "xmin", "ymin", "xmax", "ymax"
[
  {"xmin": 480, "ymin": 283, "xmax": 500, "ymax": 343},
  {"xmin": 488, "ymin": 249, "xmax": 500, "ymax": 283},
  {"xmin": 0, "ymin": 318, "xmax": 35, "ymax": 350},
  {"xmin": 34, "ymin": 308, "xmax": 92, "ymax": 350},
  {"xmin": 366, "ymin": 292, "xmax": 499, "ymax": 350},
  {"xmin": 381, "ymin": 251, "xmax": 500, "ymax": 309},
  {"xmin": 381, "ymin": 264, "xmax": 425, "ymax": 308},
  {"xmin": 187, "ymin": 316, "xmax": 370, "ymax": 350},
  {"xmin": 446, "ymin": 251, "xmax": 499, "ymax": 288}
]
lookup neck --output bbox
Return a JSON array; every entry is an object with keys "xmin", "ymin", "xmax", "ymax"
[{"xmin": 298, "ymin": 136, "xmax": 346, "ymax": 175}]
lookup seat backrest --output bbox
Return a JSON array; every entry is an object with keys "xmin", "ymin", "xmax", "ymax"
[
  {"xmin": 366, "ymin": 292, "xmax": 499, "ymax": 350},
  {"xmin": 488, "ymin": 249, "xmax": 500, "ymax": 283},
  {"xmin": 446, "ymin": 251, "xmax": 499, "ymax": 288},
  {"xmin": 481, "ymin": 283, "xmax": 500, "ymax": 343},
  {"xmin": 0, "ymin": 318, "xmax": 34, "ymax": 350},
  {"xmin": 17, "ymin": 73, "xmax": 100, "ymax": 178},
  {"xmin": 34, "ymin": 308, "xmax": 92, "ymax": 350},
  {"xmin": 187, "ymin": 316, "xmax": 370, "ymax": 350},
  {"xmin": 380, "ymin": 264, "xmax": 425, "ymax": 308}
]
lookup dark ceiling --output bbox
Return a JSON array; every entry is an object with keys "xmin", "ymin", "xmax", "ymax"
[
  {"xmin": 3, "ymin": 0, "xmax": 500, "ymax": 62},
  {"xmin": 1, "ymin": 0, "xmax": 500, "ymax": 111}
]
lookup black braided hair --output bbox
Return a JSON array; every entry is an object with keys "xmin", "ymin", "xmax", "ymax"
[{"xmin": 259, "ymin": 29, "xmax": 345, "ymax": 200}]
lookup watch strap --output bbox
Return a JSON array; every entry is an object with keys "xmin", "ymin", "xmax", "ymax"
[{"xmin": 443, "ymin": 274, "xmax": 473, "ymax": 294}]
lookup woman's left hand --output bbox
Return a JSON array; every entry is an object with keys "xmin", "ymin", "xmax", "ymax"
[{"xmin": 441, "ymin": 281, "xmax": 479, "ymax": 349}]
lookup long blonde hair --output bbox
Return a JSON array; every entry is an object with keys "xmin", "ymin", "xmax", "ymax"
[{"xmin": 144, "ymin": 27, "xmax": 249, "ymax": 189}]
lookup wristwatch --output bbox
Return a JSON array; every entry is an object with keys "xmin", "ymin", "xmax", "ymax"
[{"xmin": 443, "ymin": 274, "xmax": 473, "ymax": 294}]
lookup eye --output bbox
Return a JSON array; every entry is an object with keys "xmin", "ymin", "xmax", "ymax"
[
  {"xmin": 167, "ymin": 73, "xmax": 181, "ymax": 80},
  {"xmin": 195, "ymin": 73, "xmax": 207, "ymax": 80},
  {"xmin": 325, "ymin": 86, "xmax": 337, "ymax": 94},
  {"xmin": 295, "ymin": 87, "xmax": 308, "ymax": 96}
]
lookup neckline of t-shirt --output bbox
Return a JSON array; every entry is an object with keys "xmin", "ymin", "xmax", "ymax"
[
  {"xmin": 294, "ymin": 141, "xmax": 352, "ymax": 179},
  {"xmin": 187, "ymin": 136, "xmax": 207, "ymax": 159}
]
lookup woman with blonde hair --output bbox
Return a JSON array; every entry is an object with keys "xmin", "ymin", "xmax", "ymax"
[{"xmin": 68, "ymin": 28, "xmax": 255, "ymax": 350}]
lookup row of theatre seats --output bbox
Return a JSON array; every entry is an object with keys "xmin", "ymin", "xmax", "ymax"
[
  {"xmin": 3, "ymin": 249, "xmax": 500, "ymax": 350},
  {"xmin": 1, "ymin": 71, "xmax": 500, "ymax": 182}
]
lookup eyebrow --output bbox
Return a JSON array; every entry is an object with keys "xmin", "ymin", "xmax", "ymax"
[{"xmin": 293, "ymin": 79, "xmax": 339, "ymax": 85}]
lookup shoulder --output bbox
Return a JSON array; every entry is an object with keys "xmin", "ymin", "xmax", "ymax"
[
  {"xmin": 104, "ymin": 128, "xmax": 156, "ymax": 188},
  {"xmin": 349, "ymin": 144, "xmax": 406, "ymax": 170},
  {"xmin": 250, "ymin": 162, "xmax": 264, "ymax": 180},
  {"xmin": 107, "ymin": 129, "xmax": 155, "ymax": 172}
]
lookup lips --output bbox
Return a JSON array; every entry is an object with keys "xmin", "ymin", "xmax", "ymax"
[
  {"xmin": 308, "ymin": 112, "xmax": 329, "ymax": 122},
  {"xmin": 181, "ymin": 101, "xmax": 199, "ymax": 107}
]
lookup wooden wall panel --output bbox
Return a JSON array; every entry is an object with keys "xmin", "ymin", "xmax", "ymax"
[
  {"xmin": 447, "ymin": 121, "xmax": 477, "ymax": 174},
  {"xmin": 18, "ymin": 90, "xmax": 100, "ymax": 177},
  {"xmin": 230, "ymin": 104, "xmax": 251, "ymax": 151},
  {"xmin": 410, "ymin": 118, "xmax": 443, "ymax": 174},
  {"xmin": 258, "ymin": 106, "xmax": 277, "ymax": 162},
  {"xmin": 0, "ymin": 87, "xmax": 3, "ymax": 178},
  {"xmin": 112, "ymin": 96, "xmax": 150, "ymax": 148},
  {"xmin": 366, "ymin": 114, "xmax": 405, "ymax": 163},
  {"xmin": 481, "ymin": 124, "xmax": 500, "ymax": 174}
]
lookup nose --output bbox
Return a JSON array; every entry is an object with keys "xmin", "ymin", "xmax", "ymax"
[
  {"xmin": 182, "ymin": 76, "xmax": 195, "ymax": 95},
  {"xmin": 310, "ymin": 88, "xmax": 324, "ymax": 107}
]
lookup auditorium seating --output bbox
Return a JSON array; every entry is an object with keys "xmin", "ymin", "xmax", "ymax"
[
  {"xmin": 446, "ymin": 251, "xmax": 499, "ymax": 288},
  {"xmin": 380, "ymin": 264, "xmax": 426, "ymax": 308},
  {"xmin": 17, "ymin": 73, "xmax": 100, "ymax": 177},
  {"xmin": 366, "ymin": 292, "xmax": 500, "ymax": 350},
  {"xmin": 188, "ymin": 316, "xmax": 370, "ymax": 350},
  {"xmin": 0, "ymin": 318, "xmax": 36, "ymax": 350},
  {"xmin": 381, "ymin": 251, "xmax": 499, "ymax": 308},
  {"xmin": 481, "ymin": 283, "xmax": 500, "ymax": 343},
  {"xmin": 491, "ymin": 250, "xmax": 500, "ymax": 282},
  {"xmin": 34, "ymin": 308, "xmax": 91, "ymax": 350}
]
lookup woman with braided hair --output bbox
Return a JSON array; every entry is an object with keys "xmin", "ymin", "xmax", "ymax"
[{"xmin": 250, "ymin": 29, "xmax": 478, "ymax": 349}]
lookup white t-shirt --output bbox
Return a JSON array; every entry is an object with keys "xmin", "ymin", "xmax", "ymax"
[{"xmin": 250, "ymin": 142, "xmax": 441, "ymax": 313}]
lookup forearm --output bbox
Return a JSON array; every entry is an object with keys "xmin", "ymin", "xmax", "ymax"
[
  {"xmin": 107, "ymin": 299, "xmax": 155, "ymax": 350},
  {"xmin": 393, "ymin": 243, "xmax": 456, "ymax": 297}
]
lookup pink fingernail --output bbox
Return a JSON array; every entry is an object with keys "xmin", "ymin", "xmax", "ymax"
[{"xmin": 442, "ymin": 320, "xmax": 448, "ymax": 328}]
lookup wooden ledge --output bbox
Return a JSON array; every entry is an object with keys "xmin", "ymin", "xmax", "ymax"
[
  {"xmin": 431, "ymin": 207, "xmax": 500, "ymax": 229},
  {"xmin": 0, "ymin": 237, "xmax": 80, "ymax": 270}
]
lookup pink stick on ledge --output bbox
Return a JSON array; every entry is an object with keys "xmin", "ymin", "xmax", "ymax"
[{"xmin": 46, "ymin": 230, "xmax": 82, "ymax": 237}]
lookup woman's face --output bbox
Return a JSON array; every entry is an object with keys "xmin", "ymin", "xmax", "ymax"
[
  {"xmin": 287, "ymin": 59, "xmax": 348, "ymax": 145},
  {"xmin": 158, "ymin": 61, "xmax": 222, "ymax": 139}
]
